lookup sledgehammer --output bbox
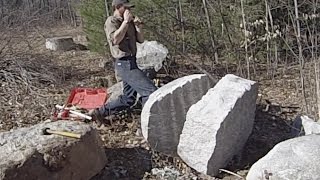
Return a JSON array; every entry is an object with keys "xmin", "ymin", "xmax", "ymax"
[{"xmin": 43, "ymin": 128, "xmax": 81, "ymax": 139}]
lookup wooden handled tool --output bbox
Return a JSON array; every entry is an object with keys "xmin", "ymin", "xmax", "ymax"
[{"xmin": 43, "ymin": 128, "xmax": 81, "ymax": 139}]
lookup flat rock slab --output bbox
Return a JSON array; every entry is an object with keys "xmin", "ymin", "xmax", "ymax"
[
  {"xmin": 46, "ymin": 36, "xmax": 76, "ymax": 51},
  {"xmin": 178, "ymin": 74, "xmax": 258, "ymax": 176},
  {"xmin": 0, "ymin": 120, "xmax": 106, "ymax": 180},
  {"xmin": 247, "ymin": 134, "xmax": 320, "ymax": 180},
  {"xmin": 141, "ymin": 74, "xmax": 216, "ymax": 156}
]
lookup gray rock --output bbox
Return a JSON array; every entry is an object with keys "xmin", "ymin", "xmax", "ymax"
[
  {"xmin": 105, "ymin": 81, "xmax": 141, "ymax": 108},
  {"xmin": 301, "ymin": 115, "xmax": 320, "ymax": 135},
  {"xmin": 136, "ymin": 40, "xmax": 168, "ymax": 72},
  {"xmin": 178, "ymin": 74, "xmax": 258, "ymax": 176},
  {"xmin": 291, "ymin": 115, "xmax": 320, "ymax": 137},
  {"xmin": 246, "ymin": 134, "xmax": 320, "ymax": 180},
  {"xmin": 0, "ymin": 120, "xmax": 106, "ymax": 180},
  {"xmin": 141, "ymin": 74, "xmax": 216, "ymax": 156},
  {"xmin": 106, "ymin": 81, "xmax": 123, "ymax": 103},
  {"xmin": 45, "ymin": 36, "xmax": 76, "ymax": 51}
]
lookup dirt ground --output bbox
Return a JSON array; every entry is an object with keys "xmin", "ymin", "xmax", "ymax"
[{"xmin": 0, "ymin": 26, "xmax": 305, "ymax": 179}]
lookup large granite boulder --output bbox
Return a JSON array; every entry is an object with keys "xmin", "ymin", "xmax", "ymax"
[
  {"xmin": 141, "ymin": 74, "xmax": 216, "ymax": 156},
  {"xmin": 178, "ymin": 74, "xmax": 258, "ymax": 176},
  {"xmin": 246, "ymin": 134, "xmax": 320, "ymax": 180},
  {"xmin": 0, "ymin": 120, "xmax": 106, "ymax": 180}
]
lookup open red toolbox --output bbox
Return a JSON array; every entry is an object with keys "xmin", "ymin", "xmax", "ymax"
[
  {"xmin": 52, "ymin": 87, "xmax": 108, "ymax": 120},
  {"xmin": 66, "ymin": 88, "xmax": 108, "ymax": 109}
]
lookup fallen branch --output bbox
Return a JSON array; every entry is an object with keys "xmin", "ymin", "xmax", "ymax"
[{"xmin": 219, "ymin": 169, "xmax": 244, "ymax": 179}]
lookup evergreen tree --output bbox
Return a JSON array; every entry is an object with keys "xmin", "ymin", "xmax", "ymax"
[{"xmin": 79, "ymin": 0, "xmax": 108, "ymax": 54}]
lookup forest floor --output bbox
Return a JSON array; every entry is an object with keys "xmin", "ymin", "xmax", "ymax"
[{"xmin": 0, "ymin": 26, "xmax": 306, "ymax": 179}]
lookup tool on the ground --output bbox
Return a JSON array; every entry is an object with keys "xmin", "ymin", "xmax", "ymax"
[
  {"xmin": 43, "ymin": 128, "xmax": 82, "ymax": 139},
  {"xmin": 55, "ymin": 104, "xmax": 92, "ymax": 120}
]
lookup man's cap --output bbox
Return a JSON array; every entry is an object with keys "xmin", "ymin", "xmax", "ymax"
[{"xmin": 112, "ymin": 0, "xmax": 134, "ymax": 8}]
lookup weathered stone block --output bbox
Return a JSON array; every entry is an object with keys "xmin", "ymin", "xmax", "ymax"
[
  {"xmin": 247, "ymin": 134, "xmax": 320, "ymax": 180},
  {"xmin": 141, "ymin": 74, "xmax": 216, "ymax": 156},
  {"xmin": 0, "ymin": 120, "xmax": 106, "ymax": 180},
  {"xmin": 45, "ymin": 36, "xmax": 76, "ymax": 51},
  {"xmin": 178, "ymin": 74, "xmax": 258, "ymax": 176}
]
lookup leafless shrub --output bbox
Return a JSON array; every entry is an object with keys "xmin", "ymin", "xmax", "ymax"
[{"xmin": 0, "ymin": 54, "xmax": 67, "ymax": 130}]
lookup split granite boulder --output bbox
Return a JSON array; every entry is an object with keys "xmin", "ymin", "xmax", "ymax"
[
  {"xmin": 141, "ymin": 74, "xmax": 216, "ymax": 156},
  {"xmin": 246, "ymin": 134, "xmax": 320, "ymax": 180},
  {"xmin": 0, "ymin": 120, "xmax": 106, "ymax": 180},
  {"xmin": 178, "ymin": 74, "xmax": 258, "ymax": 176}
]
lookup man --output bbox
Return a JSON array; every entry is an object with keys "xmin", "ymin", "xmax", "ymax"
[{"xmin": 90, "ymin": 0, "xmax": 157, "ymax": 123}]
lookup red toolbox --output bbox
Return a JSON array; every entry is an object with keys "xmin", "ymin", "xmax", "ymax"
[
  {"xmin": 66, "ymin": 88, "xmax": 108, "ymax": 110},
  {"xmin": 52, "ymin": 88, "xmax": 108, "ymax": 120}
]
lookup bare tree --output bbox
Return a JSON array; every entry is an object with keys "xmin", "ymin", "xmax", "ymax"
[
  {"xmin": 202, "ymin": 0, "xmax": 218, "ymax": 63},
  {"xmin": 240, "ymin": 0, "xmax": 250, "ymax": 79},
  {"xmin": 178, "ymin": 0, "xmax": 185, "ymax": 52},
  {"xmin": 293, "ymin": 0, "xmax": 308, "ymax": 113},
  {"xmin": 105, "ymin": 0, "xmax": 110, "ymax": 16}
]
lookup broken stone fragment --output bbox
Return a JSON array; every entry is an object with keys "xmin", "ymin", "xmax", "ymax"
[
  {"xmin": 141, "ymin": 74, "xmax": 216, "ymax": 156},
  {"xmin": 0, "ymin": 120, "xmax": 106, "ymax": 180},
  {"xmin": 178, "ymin": 74, "xmax": 258, "ymax": 176}
]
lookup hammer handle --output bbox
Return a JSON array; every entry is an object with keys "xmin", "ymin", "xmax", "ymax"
[{"xmin": 47, "ymin": 130, "xmax": 81, "ymax": 139}]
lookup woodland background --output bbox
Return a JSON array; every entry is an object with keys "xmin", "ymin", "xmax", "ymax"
[
  {"xmin": 1, "ymin": 0, "xmax": 319, "ymax": 119},
  {"xmin": 0, "ymin": 0, "xmax": 319, "ymax": 178}
]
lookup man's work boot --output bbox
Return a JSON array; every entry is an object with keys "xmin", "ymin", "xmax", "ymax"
[{"xmin": 88, "ymin": 109, "xmax": 104, "ymax": 126}]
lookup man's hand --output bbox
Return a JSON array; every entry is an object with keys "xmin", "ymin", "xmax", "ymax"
[
  {"xmin": 134, "ymin": 16, "xmax": 144, "ymax": 43},
  {"xmin": 134, "ymin": 16, "xmax": 143, "ymax": 28},
  {"xmin": 124, "ymin": 10, "xmax": 133, "ymax": 23},
  {"xmin": 111, "ymin": 10, "xmax": 132, "ymax": 45}
]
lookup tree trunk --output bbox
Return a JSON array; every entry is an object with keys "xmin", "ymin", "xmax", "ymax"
[
  {"xmin": 105, "ymin": 0, "xmax": 110, "ymax": 16},
  {"xmin": 178, "ymin": 0, "xmax": 185, "ymax": 52},
  {"xmin": 294, "ymin": 0, "xmax": 308, "ymax": 113},
  {"xmin": 202, "ymin": 0, "xmax": 218, "ymax": 63},
  {"xmin": 240, "ymin": 0, "xmax": 250, "ymax": 79}
]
